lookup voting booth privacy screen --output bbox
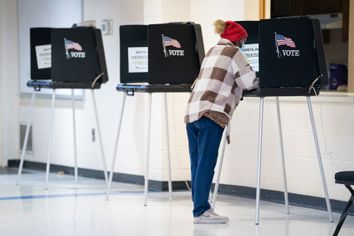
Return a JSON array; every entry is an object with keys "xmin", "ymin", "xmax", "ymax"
[
  {"xmin": 30, "ymin": 27, "xmax": 108, "ymax": 88},
  {"xmin": 148, "ymin": 23, "xmax": 204, "ymax": 84},
  {"xmin": 259, "ymin": 17, "xmax": 327, "ymax": 89},
  {"xmin": 240, "ymin": 17, "xmax": 328, "ymax": 96},
  {"xmin": 120, "ymin": 23, "xmax": 204, "ymax": 85},
  {"xmin": 238, "ymin": 21, "xmax": 259, "ymax": 77},
  {"xmin": 120, "ymin": 25, "xmax": 148, "ymax": 83}
]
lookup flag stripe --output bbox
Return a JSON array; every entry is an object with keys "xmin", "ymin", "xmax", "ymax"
[
  {"xmin": 162, "ymin": 36, "xmax": 181, "ymax": 48},
  {"xmin": 65, "ymin": 39, "xmax": 83, "ymax": 51},
  {"xmin": 275, "ymin": 34, "xmax": 296, "ymax": 48}
]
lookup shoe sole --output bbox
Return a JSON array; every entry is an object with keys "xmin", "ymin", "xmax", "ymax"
[{"xmin": 194, "ymin": 219, "xmax": 229, "ymax": 224}]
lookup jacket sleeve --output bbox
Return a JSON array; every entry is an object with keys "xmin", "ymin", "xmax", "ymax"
[{"xmin": 232, "ymin": 50, "xmax": 259, "ymax": 91}]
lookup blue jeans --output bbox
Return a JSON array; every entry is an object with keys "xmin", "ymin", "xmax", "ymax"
[{"xmin": 186, "ymin": 117, "xmax": 224, "ymax": 217}]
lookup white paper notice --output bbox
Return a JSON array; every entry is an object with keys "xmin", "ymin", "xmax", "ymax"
[
  {"xmin": 35, "ymin": 44, "xmax": 51, "ymax": 69},
  {"xmin": 241, "ymin": 44, "xmax": 259, "ymax": 72},
  {"xmin": 128, "ymin": 47, "xmax": 148, "ymax": 73}
]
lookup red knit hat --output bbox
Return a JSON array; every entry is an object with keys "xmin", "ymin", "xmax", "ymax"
[{"xmin": 220, "ymin": 21, "xmax": 248, "ymax": 43}]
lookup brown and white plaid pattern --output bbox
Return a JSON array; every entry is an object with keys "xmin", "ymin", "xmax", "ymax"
[{"xmin": 184, "ymin": 38, "xmax": 258, "ymax": 127}]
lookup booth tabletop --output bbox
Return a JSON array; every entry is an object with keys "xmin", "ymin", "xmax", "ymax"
[
  {"xmin": 27, "ymin": 80, "xmax": 102, "ymax": 89},
  {"xmin": 116, "ymin": 83, "xmax": 192, "ymax": 94}
]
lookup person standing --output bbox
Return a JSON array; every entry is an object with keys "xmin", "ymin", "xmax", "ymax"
[{"xmin": 184, "ymin": 19, "xmax": 259, "ymax": 224}]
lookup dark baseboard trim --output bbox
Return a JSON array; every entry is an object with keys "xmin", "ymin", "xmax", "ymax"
[
  {"xmin": 214, "ymin": 183, "xmax": 353, "ymax": 215},
  {"xmin": 8, "ymin": 159, "xmax": 352, "ymax": 214},
  {"xmin": 7, "ymin": 159, "xmax": 190, "ymax": 191}
]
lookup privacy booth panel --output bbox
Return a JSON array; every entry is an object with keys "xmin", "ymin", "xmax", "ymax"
[
  {"xmin": 119, "ymin": 23, "xmax": 205, "ymax": 85},
  {"xmin": 148, "ymin": 23, "xmax": 204, "ymax": 85},
  {"xmin": 120, "ymin": 25, "xmax": 148, "ymax": 84},
  {"xmin": 239, "ymin": 17, "xmax": 328, "ymax": 97},
  {"xmin": 259, "ymin": 17, "xmax": 327, "ymax": 89},
  {"xmin": 30, "ymin": 28, "xmax": 52, "ymax": 80},
  {"xmin": 30, "ymin": 27, "xmax": 108, "ymax": 89},
  {"xmin": 238, "ymin": 21, "xmax": 260, "ymax": 77}
]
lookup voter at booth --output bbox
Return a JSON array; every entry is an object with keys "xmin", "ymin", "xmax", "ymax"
[{"xmin": 184, "ymin": 19, "xmax": 259, "ymax": 224}]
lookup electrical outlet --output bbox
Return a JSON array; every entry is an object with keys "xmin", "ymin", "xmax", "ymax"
[
  {"xmin": 101, "ymin": 19, "xmax": 113, "ymax": 35},
  {"xmin": 20, "ymin": 123, "xmax": 33, "ymax": 152}
]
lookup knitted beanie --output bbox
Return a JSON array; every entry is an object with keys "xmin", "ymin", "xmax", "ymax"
[{"xmin": 216, "ymin": 20, "xmax": 248, "ymax": 43}]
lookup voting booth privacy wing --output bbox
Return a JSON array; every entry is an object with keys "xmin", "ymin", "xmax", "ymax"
[
  {"xmin": 120, "ymin": 25, "xmax": 148, "ymax": 84},
  {"xmin": 259, "ymin": 17, "xmax": 327, "ymax": 95},
  {"xmin": 148, "ymin": 23, "xmax": 204, "ymax": 84},
  {"xmin": 239, "ymin": 16, "xmax": 328, "ymax": 97},
  {"xmin": 30, "ymin": 26, "xmax": 108, "ymax": 88},
  {"xmin": 119, "ymin": 22, "xmax": 204, "ymax": 85},
  {"xmin": 238, "ymin": 21, "xmax": 260, "ymax": 78}
]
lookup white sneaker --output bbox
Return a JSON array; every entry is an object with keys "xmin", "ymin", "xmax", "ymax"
[{"xmin": 193, "ymin": 209, "xmax": 229, "ymax": 224}]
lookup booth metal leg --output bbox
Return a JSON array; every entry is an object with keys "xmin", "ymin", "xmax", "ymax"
[
  {"xmin": 163, "ymin": 94, "xmax": 172, "ymax": 200},
  {"xmin": 106, "ymin": 93, "xmax": 127, "ymax": 200},
  {"xmin": 144, "ymin": 93, "xmax": 152, "ymax": 206},
  {"xmin": 45, "ymin": 90, "xmax": 56, "ymax": 190},
  {"xmin": 255, "ymin": 97, "xmax": 265, "ymax": 225},
  {"xmin": 306, "ymin": 96, "xmax": 333, "ymax": 223},
  {"xmin": 17, "ymin": 91, "xmax": 37, "ymax": 185},
  {"xmin": 211, "ymin": 129, "xmax": 227, "ymax": 209},
  {"xmin": 275, "ymin": 97, "xmax": 289, "ymax": 214},
  {"xmin": 71, "ymin": 89, "xmax": 78, "ymax": 185},
  {"xmin": 91, "ymin": 90, "xmax": 108, "ymax": 182}
]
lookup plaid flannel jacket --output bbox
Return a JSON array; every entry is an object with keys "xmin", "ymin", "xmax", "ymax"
[{"xmin": 184, "ymin": 38, "xmax": 258, "ymax": 130}]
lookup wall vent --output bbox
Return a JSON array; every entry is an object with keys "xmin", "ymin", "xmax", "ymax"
[{"xmin": 19, "ymin": 124, "xmax": 33, "ymax": 153}]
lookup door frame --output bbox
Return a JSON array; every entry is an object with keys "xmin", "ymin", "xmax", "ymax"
[{"xmin": 259, "ymin": 0, "xmax": 270, "ymax": 19}]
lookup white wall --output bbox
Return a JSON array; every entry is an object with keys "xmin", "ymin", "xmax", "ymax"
[
  {"xmin": 222, "ymin": 96, "xmax": 354, "ymax": 200},
  {"xmin": 0, "ymin": 0, "xmax": 20, "ymax": 167},
  {"xmin": 245, "ymin": 0, "xmax": 260, "ymax": 20},
  {"xmin": 190, "ymin": 0, "xmax": 246, "ymax": 49},
  {"xmin": 82, "ymin": 0, "xmax": 155, "ymax": 177},
  {"xmin": 12, "ymin": 0, "xmax": 354, "ymax": 203}
]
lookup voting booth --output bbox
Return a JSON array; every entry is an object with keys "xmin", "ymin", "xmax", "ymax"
[
  {"xmin": 148, "ymin": 23, "xmax": 204, "ymax": 85},
  {"xmin": 119, "ymin": 22, "xmax": 204, "ymax": 86},
  {"xmin": 30, "ymin": 27, "xmax": 108, "ymax": 88},
  {"xmin": 211, "ymin": 17, "xmax": 333, "ymax": 224},
  {"xmin": 106, "ymin": 23, "xmax": 205, "ymax": 203},
  {"xmin": 238, "ymin": 17, "xmax": 328, "ymax": 97},
  {"xmin": 18, "ymin": 26, "xmax": 109, "ymax": 188},
  {"xmin": 258, "ymin": 17, "xmax": 327, "ymax": 95}
]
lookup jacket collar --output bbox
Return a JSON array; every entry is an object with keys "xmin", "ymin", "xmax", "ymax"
[{"xmin": 217, "ymin": 38, "xmax": 236, "ymax": 47}]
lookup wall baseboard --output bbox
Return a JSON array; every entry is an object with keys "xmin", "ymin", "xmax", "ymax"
[
  {"xmin": 8, "ymin": 159, "xmax": 352, "ymax": 215},
  {"xmin": 8, "ymin": 159, "xmax": 190, "ymax": 191}
]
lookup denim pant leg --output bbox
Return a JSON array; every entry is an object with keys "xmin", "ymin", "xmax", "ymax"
[
  {"xmin": 186, "ymin": 117, "xmax": 224, "ymax": 217},
  {"xmin": 186, "ymin": 121, "xmax": 198, "ymax": 203}
]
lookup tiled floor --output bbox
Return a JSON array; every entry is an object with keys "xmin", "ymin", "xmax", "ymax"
[{"xmin": 0, "ymin": 169, "xmax": 353, "ymax": 236}]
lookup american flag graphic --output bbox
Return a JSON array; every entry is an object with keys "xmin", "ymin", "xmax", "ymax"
[
  {"xmin": 162, "ymin": 36, "xmax": 181, "ymax": 48},
  {"xmin": 275, "ymin": 34, "xmax": 296, "ymax": 48},
  {"xmin": 64, "ymin": 39, "xmax": 83, "ymax": 51}
]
